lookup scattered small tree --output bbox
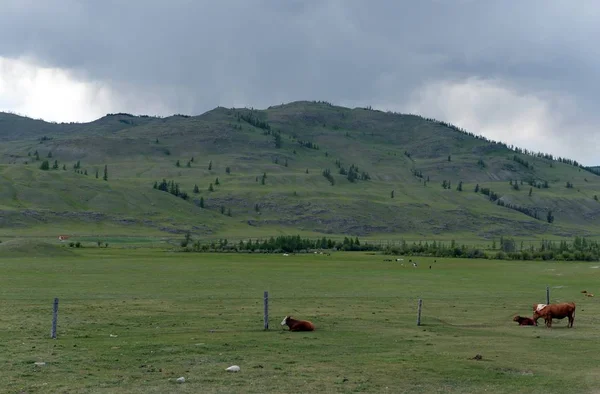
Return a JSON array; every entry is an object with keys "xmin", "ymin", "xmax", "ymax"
[
  {"xmin": 208, "ymin": 183, "xmax": 214, "ymax": 192},
  {"xmin": 186, "ymin": 161, "xmax": 191, "ymax": 168},
  {"xmin": 227, "ymin": 208, "xmax": 232, "ymax": 217},
  {"xmin": 52, "ymin": 160, "xmax": 59, "ymax": 170},
  {"xmin": 40, "ymin": 160, "xmax": 49, "ymax": 170},
  {"xmin": 474, "ymin": 184, "xmax": 480, "ymax": 193},
  {"xmin": 208, "ymin": 160, "xmax": 212, "ymax": 170},
  {"xmin": 215, "ymin": 177, "xmax": 220, "ymax": 185},
  {"xmin": 181, "ymin": 231, "xmax": 192, "ymax": 247},
  {"xmin": 529, "ymin": 188, "xmax": 533, "ymax": 197},
  {"xmin": 95, "ymin": 169, "xmax": 99, "ymax": 178},
  {"xmin": 103, "ymin": 165, "xmax": 108, "ymax": 181},
  {"xmin": 547, "ymin": 210, "xmax": 555, "ymax": 223},
  {"xmin": 193, "ymin": 184, "xmax": 200, "ymax": 193},
  {"xmin": 391, "ymin": 190, "xmax": 395, "ymax": 198},
  {"xmin": 199, "ymin": 196, "xmax": 205, "ymax": 208},
  {"xmin": 226, "ymin": 166, "xmax": 231, "ymax": 174},
  {"xmin": 457, "ymin": 181, "xmax": 463, "ymax": 191},
  {"xmin": 176, "ymin": 160, "xmax": 181, "ymax": 167}
]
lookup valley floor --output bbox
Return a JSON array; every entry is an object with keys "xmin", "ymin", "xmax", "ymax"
[{"xmin": 1, "ymin": 250, "xmax": 599, "ymax": 393}]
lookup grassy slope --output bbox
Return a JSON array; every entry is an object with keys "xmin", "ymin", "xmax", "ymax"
[
  {"xmin": 0, "ymin": 101, "xmax": 599, "ymax": 241},
  {"xmin": 2, "ymin": 250, "xmax": 600, "ymax": 393}
]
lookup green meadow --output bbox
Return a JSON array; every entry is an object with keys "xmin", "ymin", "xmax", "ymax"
[{"xmin": 2, "ymin": 249, "xmax": 600, "ymax": 393}]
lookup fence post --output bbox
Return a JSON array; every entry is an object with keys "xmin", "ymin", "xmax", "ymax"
[
  {"xmin": 263, "ymin": 291, "xmax": 269, "ymax": 330},
  {"xmin": 417, "ymin": 298, "xmax": 423, "ymax": 326},
  {"xmin": 546, "ymin": 285, "xmax": 550, "ymax": 304},
  {"xmin": 51, "ymin": 298, "xmax": 59, "ymax": 339}
]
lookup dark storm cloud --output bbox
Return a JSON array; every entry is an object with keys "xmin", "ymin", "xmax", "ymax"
[{"xmin": 0, "ymin": 0, "xmax": 598, "ymax": 163}]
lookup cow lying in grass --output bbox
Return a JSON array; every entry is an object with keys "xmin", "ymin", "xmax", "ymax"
[
  {"xmin": 513, "ymin": 315, "xmax": 536, "ymax": 326},
  {"xmin": 533, "ymin": 302, "xmax": 576, "ymax": 328},
  {"xmin": 281, "ymin": 316, "xmax": 315, "ymax": 331}
]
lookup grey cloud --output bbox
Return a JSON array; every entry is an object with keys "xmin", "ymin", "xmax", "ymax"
[{"xmin": 0, "ymin": 0, "xmax": 599, "ymax": 163}]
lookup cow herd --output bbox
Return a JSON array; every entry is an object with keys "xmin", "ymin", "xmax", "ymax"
[
  {"xmin": 514, "ymin": 302, "xmax": 576, "ymax": 328},
  {"xmin": 282, "ymin": 301, "xmax": 576, "ymax": 334}
]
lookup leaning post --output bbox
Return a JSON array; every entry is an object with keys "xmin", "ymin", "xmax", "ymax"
[
  {"xmin": 546, "ymin": 285, "xmax": 550, "ymax": 305},
  {"xmin": 263, "ymin": 291, "xmax": 269, "ymax": 330},
  {"xmin": 417, "ymin": 298, "xmax": 423, "ymax": 326},
  {"xmin": 51, "ymin": 298, "xmax": 59, "ymax": 339}
]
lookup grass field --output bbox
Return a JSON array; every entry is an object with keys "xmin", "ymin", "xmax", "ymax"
[{"xmin": 2, "ymin": 250, "xmax": 600, "ymax": 393}]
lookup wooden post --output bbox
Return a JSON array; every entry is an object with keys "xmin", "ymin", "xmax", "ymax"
[
  {"xmin": 546, "ymin": 285, "xmax": 550, "ymax": 304},
  {"xmin": 417, "ymin": 298, "xmax": 423, "ymax": 326},
  {"xmin": 263, "ymin": 291, "xmax": 269, "ymax": 330},
  {"xmin": 51, "ymin": 298, "xmax": 59, "ymax": 339}
]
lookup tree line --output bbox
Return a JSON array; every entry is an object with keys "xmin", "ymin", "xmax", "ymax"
[{"xmin": 177, "ymin": 233, "xmax": 600, "ymax": 261}]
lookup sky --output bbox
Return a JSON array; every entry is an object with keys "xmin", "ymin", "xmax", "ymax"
[{"xmin": 0, "ymin": 0, "xmax": 598, "ymax": 165}]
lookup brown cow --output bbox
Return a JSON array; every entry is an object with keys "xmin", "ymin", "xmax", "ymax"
[
  {"xmin": 532, "ymin": 302, "xmax": 576, "ymax": 328},
  {"xmin": 280, "ymin": 316, "xmax": 315, "ymax": 331},
  {"xmin": 513, "ymin": 315, "xmax": 536, "ymax": 326}
]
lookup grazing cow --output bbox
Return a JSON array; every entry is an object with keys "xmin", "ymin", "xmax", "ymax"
[
  {"xmin": 532, "ymin": 302, "xmax": 576, "ymax": 328},
  {"xmin": 513, "ymin": 315, "xmax": 536, "ymax": 326},
  {"xmin": 281, "ymin": 316, "xmax": 315, "ymax": 332}
]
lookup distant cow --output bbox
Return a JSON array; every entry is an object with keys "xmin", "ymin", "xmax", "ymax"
[
  {"xmin": 281, "ymin": 316, "xmax": 315, "ymax": 332},
  {"xmin": 513, "ymin": 315, "xmax": 536, "ymax": 326},
  {"xmin": 533, "ymin": 302, "xmax": 576, "ymax": 328}
]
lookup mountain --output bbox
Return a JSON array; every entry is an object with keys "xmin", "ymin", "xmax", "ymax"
[{"xmin": 1, "ymin": 101, "xmax": 599, "ymax": 241}]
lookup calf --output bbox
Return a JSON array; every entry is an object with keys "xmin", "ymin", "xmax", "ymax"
[
  {"xmin": 532, "ymin": 302, "xmax": 576, "ymax": 328},
  {"xmin": 281, "ymin": 316, "xmax": 315, "ymax": 331},
  {"xmin": 513, "ymin": 315, "xmax": 536, "ymax": 326}
]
